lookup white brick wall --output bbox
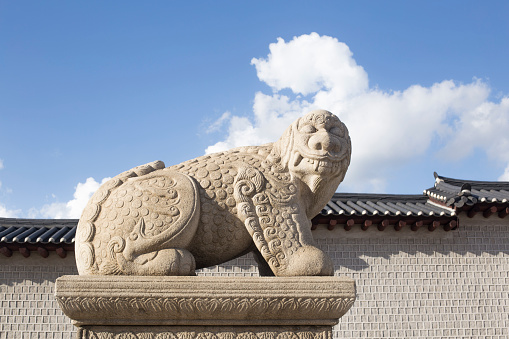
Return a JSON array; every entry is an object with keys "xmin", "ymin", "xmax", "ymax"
[
  {"xmin": 322, "ymin": 215, "xmax": 509, "ymax": 338},
  {"xmin": 1, "ymin": 214, "xmax": 508, "ymax": 338},
  {"xmin": 0, "ymin": 253, "xmax": 77, "ymax": 338}
]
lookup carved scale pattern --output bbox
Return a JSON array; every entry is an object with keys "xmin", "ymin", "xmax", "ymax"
[
  {"xmin": 169, "ymin": 145, "xmax": 302, "ymax": 270},
  {"xmin": 169, "ymin": 148, "xmax": 266, "ymax": 265},
  {"xmin": 76, "ymin": 161, "xmax": 167, "ymax": 274}
]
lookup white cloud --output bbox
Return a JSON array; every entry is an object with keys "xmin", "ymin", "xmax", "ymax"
[
  {"xmin": 0, "ymin": 159, "xmax": 3, "ymax": 191},
  {"xmin": 35, "ymin": 177, "xmax": 111, "ymax": 219},
  {"xmin": 499, "ymin": 165, "xmax": 509, "ymax": 181},
  {"xmin": 251, "ymin": 32, "xmax": 368, "ymax": 98},
  {"xmin": 0, "ymin": 203, "xmax": 21, "ymax": 218},
  {"xmin": 205, "ymin": 93, "xmax": 310, "ymax": 154},
  {"xmin": 334, "ymin": 80, "xmax": 497, "ymax": 191},
  {"xmin": 206, "ymin": 111, "xmax": 232, "ymax": 134},
  {"xmin": 439, "ymin": 96, "xmax": 509, "ymax": 163},
  {"xmin": 206, "ymin": 32, "xmax": 509, "ymax": 192},
  {"xmin": 0, "ymin": 159, "xmax": 19, "ymax": 217}
]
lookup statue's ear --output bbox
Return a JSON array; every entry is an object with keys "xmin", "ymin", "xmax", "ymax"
[
  {"xmin": 265, "ymin": 117, "xmax": 300, "ymax": 172},
  {"xmin": 276, "ymin": 121, "xmax": 296, "ymax": 169}
]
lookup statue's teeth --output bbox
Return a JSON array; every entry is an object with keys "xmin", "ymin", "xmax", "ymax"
[{"xmin": 314, "ymin": 160, "xmax": 320, "ymax": 171}]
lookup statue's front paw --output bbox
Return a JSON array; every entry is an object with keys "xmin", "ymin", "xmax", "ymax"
[{"xmin": 282, "ymin": 246, "xmax": 334, "ymax": 276}]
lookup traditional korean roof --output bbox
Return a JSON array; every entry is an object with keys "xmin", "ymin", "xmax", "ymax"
[
  {"xmin": 321, "ymin": 193, "xmax": 454, "ymax": 217},
  {"xmin": 312, "ymin": 193, "xmax": 457, "ymax": 232},
  {"xmin": 1, "ymin": 173, "xmax": 508, "ymax": 258},
  {"xmin": 0, "ymin": 218, "xmax": 75, "ymax": 258},
  {"xmin": 424, "ymin": 172, "xmax": 509, "ymax": 218}
]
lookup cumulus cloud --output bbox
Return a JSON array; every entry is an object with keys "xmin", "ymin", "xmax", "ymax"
[
  {"xmin": 0, "ymin": 159, "xmax": 19, "ymax": 217},
  {"xmin": 0, "ymin": 204, "xmax": 21, "ymax": 218},
  {"xmin": 251, "ymin": 33, "xmax": 368, "ymax": 97},
  {"xmin": 0, "ymin": 159, "xmax": 3, "ymax": 191},
  {"xmin": 206, "ymin": 111, "xmax": 232, "ymax": 134},
  {"xmin": 34, "ymin": 177, "xmax": 110, "ymax": 219},
  {"xmin": 439, "ymin": 97, "xmax": 509, "ymax": 160},
  {"xmin": 206, "ymin": 32, "xmax": 509, "ymax": 192},
  {"xmin": 499, "ymin": 166, "xmax": 509, "ymax": 181}
]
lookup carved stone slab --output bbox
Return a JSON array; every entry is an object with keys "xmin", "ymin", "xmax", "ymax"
[
  {"xmin": 55, "ymin": 276, "xmax": 356, "ymax": 327},
  {"xmin": 77, "ymin": 326, "xmax": 333, "ymax": 339}
]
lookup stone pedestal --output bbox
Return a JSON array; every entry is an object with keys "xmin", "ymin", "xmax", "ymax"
[{"xmin": 55, "ymin": 276, "xmax": 355, "ymax": 339}]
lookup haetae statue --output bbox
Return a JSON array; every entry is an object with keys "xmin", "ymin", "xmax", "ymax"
[{"xmin": 75, "ymin": 110, "xmax": 351, "ymax": 276}]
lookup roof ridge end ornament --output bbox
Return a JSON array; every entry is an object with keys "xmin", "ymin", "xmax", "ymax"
[
  {"xmin": 459, "ymin": 183, "xmax": 472, "ymax": 196},
  {"xmin": 433, "ymin": 171, "xmax": 443, "ymax": 186}
]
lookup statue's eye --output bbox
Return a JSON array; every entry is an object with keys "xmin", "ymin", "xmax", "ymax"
[
  {"xmin": 330, "ymin": 126, "xmax": 342, "ymax": 136},
  {"xmin": 301, "ymin": 125, "xmax": 317, "ymax": 133}
]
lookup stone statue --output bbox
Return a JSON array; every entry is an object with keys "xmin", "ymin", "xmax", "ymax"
[{"xmin": 75, "ymin": 110, "xmax": 351, "ymax": 277}]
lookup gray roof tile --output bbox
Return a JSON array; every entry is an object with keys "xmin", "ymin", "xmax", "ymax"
[
  {"xmin": 320, "ymin": 193, "xmax": 456, "ymax": 218},
  {"xmin": 36, "ymin": 227, "xmax": 60, "ymax": 243},
  {"xmin": 1, "ymin": 226, "xmax": 28, "ymax": 243},
  {"xmin": 0, "ymin": 218, "xmax": 77, "ymax": 245},
  {"xmin": 49, "ymin": 226, "xmax": 73, "ymax": 244}
]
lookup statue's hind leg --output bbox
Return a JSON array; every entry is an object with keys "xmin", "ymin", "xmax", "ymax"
[
  {"xmin": 115, "ymin": 248, "xmax": 196, "ymax": 276},
  {"xmin": 96, "ymin": 169, "xmax": 201, "ymax": 276}
]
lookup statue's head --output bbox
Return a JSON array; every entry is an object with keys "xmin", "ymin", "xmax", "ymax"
[{"xmin": 268, "ymin": 110, "xmax": 351, "ymax": 183}]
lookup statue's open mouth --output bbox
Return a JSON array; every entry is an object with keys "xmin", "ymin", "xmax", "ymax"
[{"xmin": 292, "ymin": 149, "xmax": 345, "ymax": 172}]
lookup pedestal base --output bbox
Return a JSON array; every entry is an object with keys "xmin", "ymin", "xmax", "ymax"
[{"xmin": 55, "ymin": 276, "xmax": 355, "ymax": 339}]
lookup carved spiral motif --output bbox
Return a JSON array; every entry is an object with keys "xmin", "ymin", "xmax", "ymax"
[
  {"xmin": 78, "ymin": 243, "xmax": 95, "ymax": 270},
  {"xmin": 82, "ymin": 203, "xmax": 101, "ymax": 223},
  {"xmin": 108, "ymin": 236, "xmax": 126, "ymax": 259},
  {"xmin": 263, "ymin": 227, "xmax": 277, "ymax": 238},
  {"xmin": 234, "ymin": 180, "xmax": 257, "ymax": 204},
  {"xmin": 76, "ymin": 221, "xmax": 95, "ymax": 243}
]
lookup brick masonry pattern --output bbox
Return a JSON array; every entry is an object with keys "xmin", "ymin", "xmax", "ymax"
[{"xmin": 1, "ymin": 215, "xmax": 508, "ymax": 338}]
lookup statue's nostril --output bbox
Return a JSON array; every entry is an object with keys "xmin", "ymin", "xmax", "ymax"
[
  {"xmin": 331, "ymin": 142, "xmax": 341, "ymax": 153},
  {"xmin": 309, "ymin": 133, "xmax": 336, "ymax": 151}
]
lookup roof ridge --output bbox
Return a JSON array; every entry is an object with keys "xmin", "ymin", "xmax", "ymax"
[
  {"xmin": 435, "ymin": 173, "xmax": 509, "ymax": 186},
  {"xmin": 333, "ymin": 192, "xmax": 426, "ymax": 199},
  {"xmin": 0, "ymin": 217, "xmax": 78, "ymax": 226}
]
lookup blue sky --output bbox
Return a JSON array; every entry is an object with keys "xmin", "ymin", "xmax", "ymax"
[{"xmin": 1, "ymin": 1, "xmax": 509, "ymax": 218}]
